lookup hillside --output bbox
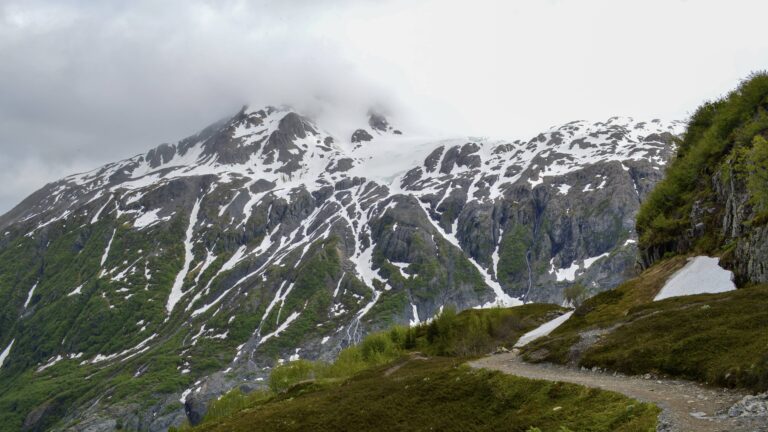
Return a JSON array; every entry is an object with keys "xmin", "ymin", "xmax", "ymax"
[
  {"xmin": 520, "ymin": 73, "xmax": 768, "ymax": 393},
  {"xmin": 180, "ymin": 305, "xmax": 660, "ymax": 432},
  {"xmin": 0, "ymin": 106, "xmax": 680, "ymax": 430}
]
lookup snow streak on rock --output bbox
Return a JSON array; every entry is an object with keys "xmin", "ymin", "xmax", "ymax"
[{"xmin": 166, "ymin": 199, "xmax": 202, "ymax": 313}]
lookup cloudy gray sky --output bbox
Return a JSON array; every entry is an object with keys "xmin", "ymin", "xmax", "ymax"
[{"xmin": 1, "ymin": 0, "xmax": 767, "ymax": 213}]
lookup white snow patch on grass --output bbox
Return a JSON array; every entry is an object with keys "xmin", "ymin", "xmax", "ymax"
[
  {"xmin": 100, "ymin": 229, "xmax": 117, "ymax": 269},
  {"xmin": 37, "ymin": 355, "xmax": 64, "ymax": 372},
  {"xmin": 654, "ymin": 256, "xmax": 736, "ymax": 301},
  {"xmin": 23, "ymin": 282, "xmax": 38, "ymax": 308},
  {"xmin": 0, "ymin": 339, "xmax": 14, "ymax": 368},
  {"xmin": 67, "ymin": 284, "xmax": 83, "ymax": 296},
  {"xmin": 260, "ymin": 311, "xmax": 301, "ymax": 345},
  {"xmin": 87, "ymin": 333, "xmax": 158, "ymax": 364},
  {"xmin": 514, "ymin": 311, "xmax": 574, "ymax": 347}
]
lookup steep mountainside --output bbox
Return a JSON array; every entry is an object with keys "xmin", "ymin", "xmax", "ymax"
[{"xmin": 0, "ymin": 106, "xmax": 680, "ymax": 431}]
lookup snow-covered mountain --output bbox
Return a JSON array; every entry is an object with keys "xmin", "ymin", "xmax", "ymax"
[{"xmin": 0, "ymin": 106, "xmax": 681, "ymax": 431}]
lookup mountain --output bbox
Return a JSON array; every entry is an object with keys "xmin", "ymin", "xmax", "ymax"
[{"xmin": 0, "ymin": 105, "xmax": 680, "ymax": 431}]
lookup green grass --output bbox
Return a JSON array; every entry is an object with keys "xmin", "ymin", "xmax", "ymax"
[
  {"xmin": 521, "ymin": 256, "xmax": 768, "ymax": 392},
  {"xmin": 175, "ymin": 304, "xmax": 664, "ymax": 432},
  {"xmin": 580, "ymin": 284, "xmax": 768, "ymax": 390},
  {"xmin": 190, "ymin": 357, "xmax": 659, "ymax": 432}
]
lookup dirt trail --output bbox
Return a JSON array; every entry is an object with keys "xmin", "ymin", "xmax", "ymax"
[{"xmin": 469, "ymin": 352, "xmax": 768, "ymax": 432}]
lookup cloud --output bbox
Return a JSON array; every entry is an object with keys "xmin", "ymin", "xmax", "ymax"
[{"xmin": 1, "ymin": 0, "xmax": 768, "ymax": 212}]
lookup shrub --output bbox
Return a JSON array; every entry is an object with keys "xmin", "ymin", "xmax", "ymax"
[
  {"xmin": 269, "ymin": 360, "xmax": 316, "ymax": 393},
  {"xmin": 745, "ymin": 135, "xmax": 768, "ymax": 213},
  {"xmin": 360, "ymin": 332, "xmax": 399, "ymax": 363},
  {"xmin": 563, "ymin": 283, "xmax": 587, "ymax": 307}
]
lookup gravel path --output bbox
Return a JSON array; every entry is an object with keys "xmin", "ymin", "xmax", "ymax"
[{"xmin": 469, "ymin": 352, "xmax": 768, "ymax": 432}]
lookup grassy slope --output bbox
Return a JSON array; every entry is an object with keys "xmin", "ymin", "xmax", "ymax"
[
  {"xmin": 196, "ymin": 357, "xmax": 658, "ymax": 432},
  {"xmin": 521, "ymin": 257, "xmax": 768, "ymax": 391},
  {"xmin": 180, "ymin": 304, "xmax": 659, "ymax": 432}
]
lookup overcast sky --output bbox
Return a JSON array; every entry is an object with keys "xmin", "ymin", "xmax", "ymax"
[{"xmin": 1, "ymin": 0, "xmax": 767, "ymax": 213}]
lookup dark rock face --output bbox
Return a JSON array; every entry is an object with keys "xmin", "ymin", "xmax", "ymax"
[
  {"xmin": 146, "ymin": 144, "xmax": 176, "ymax": 168},
  {"xmin": 714, "ymin": 171, "xmax": 768, "ymax": 285},
  {"xmin": 351, "ymin": 129, "xmax": 373, "ymax": 143},
  {"xmin": 0, "ymin": 109, "xmax": 681, "ymax": 431},
  {"xmin": 184, "ymin": 397, "xmax": 207, "ymax": 426},
  {"xmin": 439, "ymin": 143, "xmax": 482, "ymax": 174},
  {"xmin": 368, "ymin": 112, "xmax": 390, "ymax": 132}
]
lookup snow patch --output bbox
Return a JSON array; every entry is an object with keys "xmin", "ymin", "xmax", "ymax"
[
  {"xmin": 23, "ymin": 282, "xmax": 38, "ymax": 308},
  {"xmin": 556, "ymin": 184, "xmax": 571, "ymax": 195},
  {"xmin": 133, "ymin": 209, "xmax": 170, "ymax": 229},
  {"xmin": 0, "ymin": 339, "xmax": 14, "ymax": 368},
  {"xmin": 654, "ymin": 256, "xmax": 736, "ymax": 301},
  {"xmin": 260, "ymin": 311, "xmax": 301, "ymax": 345},
  {"xmin": 583, "ymin": 252, "xmax": 610, "ymax": 269},
  {"xmin": 166, "ymin": 199, "xmax": 202, "ymax": 313},
  {"xmin": 99, "ymin": 229, "xmax": 117, "ymax": 269},
  {"xmin": 514, "ymin": 311, "xmax": 574, "ymax": 347},
  {"xmin": 67, "ymin": 284, "xmax": 83, "ymax": 296},
  {"xmin": 551, "ymin": 259, "xmax": 580, "ymax": 282}
]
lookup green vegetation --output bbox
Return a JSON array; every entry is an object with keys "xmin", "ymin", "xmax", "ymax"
[
  {"xmin": 175, "ymin": 304, "xmax": 662, "ymax": 431},
  {"xmin": 192, "ymin": 358, "xmax": 658, "ymax": 432},
  {"xmin": 497, "ymin": 223, "xmax": 533, "ymax": 286},
  {"xmin": 371, "ymin": 219, "xmax": 489, "ymax": 321},
  {"xmin": 731, "ymin": 134, "xmax": 768, "ymax": 222},
  {"xmin": 257, "ymin": 303, "xmax": 567, "ymax": 397},
  {"xmin": 637, "ymin": 72, "xmax": 768, "ymax": 258},
  {"xmin": 522, "ymin": 256, "xmax": 768, "ymax": 392},
  {"xmin": 581, "ymin": 283, "xmax": 768, "ymax": 390},
  {"xmin": 563, "ymin": 283, "xmax": 588, "ymax": 307}
]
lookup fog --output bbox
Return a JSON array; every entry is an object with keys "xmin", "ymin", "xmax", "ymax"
[{"xmin": 1, "ymin": 0, "xmax": 767, "ymax": 212}]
